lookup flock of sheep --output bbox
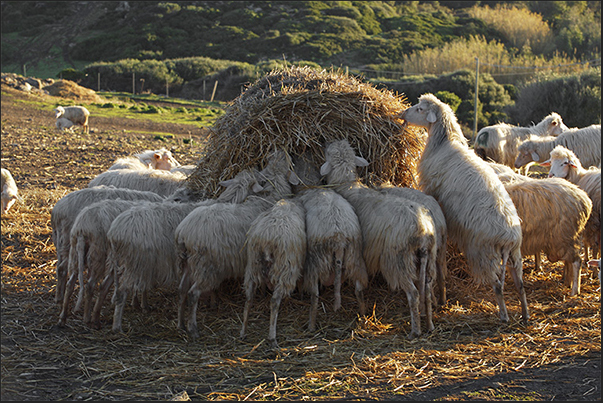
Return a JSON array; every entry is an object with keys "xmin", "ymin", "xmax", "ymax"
[{"xmin": 2, "ymin": 94, "xmax": 601, "ymax": 348}]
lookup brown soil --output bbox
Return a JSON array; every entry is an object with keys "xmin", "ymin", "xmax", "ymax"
[{"xmin": 1, "ymin": 84, "xmax": 600, "ymax": 401}]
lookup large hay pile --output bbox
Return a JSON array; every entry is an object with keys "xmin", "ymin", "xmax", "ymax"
[
  {"xmin": 186, "ymin": 66, "xmax": 425, "ymax": 198},
  {"xmin": 44, "ymin": 79, "xmax": 104, "ymax": 103}
]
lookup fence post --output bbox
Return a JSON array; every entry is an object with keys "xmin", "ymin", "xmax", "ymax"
[
  {"xmin": 473, "ymin": 57, "xmax": 479, "ymax": 140},
  {"xmin": 210, "ymin": 80, "xmax": 218, "ymax": 102},
  {"xmin": 132, "ymin": 72, "xmax": 136, "ymax": 95}
]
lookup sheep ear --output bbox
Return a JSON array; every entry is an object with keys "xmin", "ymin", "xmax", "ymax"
[
  {"xmin": 530, "ymin": 151, "xmax": 540, "ymax": 162},
  {"xmin": 320, "ymin": 161, "xmax": 332, "ymax": 176},
  {"xmin": 153, "ymin": 152, "xmax": 162, "ymax": 161},
  {"xmin": 568, "ymin": 160, "xmax": 578, "ymax": 168},
  {"xmin": 252, "ymin": 182, "xmax": 264, "ymax": 193},
  {"xmin": 427, "ymin": 111, "xmax": 437, "ymax": 123},
  {"xmin": 355, "ymin": 156, "xmax": 369, "ymax": 167},
  {"xmin": 288, "ymin": 170, "xmax": 300, "ymax": 185},
  {"xmin": 540, "ymin": 159, "xmax": 551, "ymax": 167}
]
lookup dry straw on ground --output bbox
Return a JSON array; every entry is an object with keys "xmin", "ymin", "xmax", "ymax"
[{"xmin": 186, "ymin": 66, "xmax": 425, "ymax": 198}]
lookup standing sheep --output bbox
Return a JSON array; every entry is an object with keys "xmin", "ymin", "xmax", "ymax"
[
  {"xmin": 176, "ymin": 150, "xmax": 298, "ymax": 340},
  {"xmin": 379, "ymin": 184, "xmax": 448, "ymax": 306},
  {"xmin": 51, "ymin": 186, "xmax": 165, "ymax": 305},
  {"xmin": 400, "ymin": 93, "xmax": 529, "ymax": 325},
  {"xmin": 240, "ymin": 198, "xmax": 307, "ymax": 348},
  {"xmin": 54, "ymin": 105, "xmax": 90, "ymax": 134},
  {"xmin": 297, "ymin": 187, "xmax": 369, "ymax": 332},
  {"xmin": 321, "ymin": 140, "xmax": 437, "ymax": 339},
  {"xmin": 542, "ymin": 145, "xmax": 601, "ymax": 261},
  {"xmin": 88, "ymin": 168, "xmax": 187, "ymax": 197},
  {"xmin": 108, "ymin": 148, "xmax": 181, "ymax": 171},
  {"xmin": 514, "ymin": 124, "xmax": 601, "ymax": 170},
  {"xmin": 503, "ymin": 176, "xmax": 592, "ymax": 296},
  {"xmin": 473, "ymin": 112, "xmax": 568, "ymax": 175},
  {"xmin": 106, "ymin": 169, "xmax": 262, "ymax": 332},
  {"xmin": 1, "ymin": 168, "xmax": 19, "ymax": 215}
]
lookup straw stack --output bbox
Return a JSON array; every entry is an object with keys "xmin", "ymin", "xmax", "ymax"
[{"xmin": 186, "ymin": 65, "xmax": 425, "ymax": 198}]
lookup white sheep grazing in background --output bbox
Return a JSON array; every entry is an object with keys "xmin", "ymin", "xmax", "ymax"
[
  {"xmin": 175, "ymin": 150, "xmax": 298, "ymax": 340},
  {"xmin": 55, "ymin": 117, "xmax": 75, "ymax": 133},
  {"xmin": 54, "ymin": 105, "xmax": 90, "ymax": 134},
  {"xmin": 400, "ymin": 93, "xmax": 529, "ymax": 325},
  {"xmin": 108, "ymin": 148, "xmax": 181, "ymax": 171},
  {"xmin": 105, "ymin": 169, "xmax": 262, "ymax": 333},
  {"xmin": 1, "ymin": 168, "xmax": 19, "ymax": 215},
  {"xmin": 297, "ymin": 187, "xmax": 369, "ymax": 332},
  {"xmin": 51, "ymin": 186, "xmax": 165, "ymax": 305},
  {"xmin": 502, "ymin": 176, "xmax": 592, "ymax": 296},
  {"xmin": 514, "ymin": 124, "xmax": 601, "ymax": 170},
  {"xmin": 542, "ymin": 145, "xmax": 601, "ymax": 261},
  {"xmin": 57, "ymin": 199, "xmax": 147, "ymax": 327},
  {"xmin": 88, "ymin": 168, "xmax": 187, "ymax": 197},
  {"xmin": 240, "ymin": 198, "xmax": 307, "ymax": 348},
  {"xmin": 321, "ymin": 140, "xmax": 437, "ymax": 340},
  {"xmin": 379, "ymin": 184, "xmax": 448, "ymax": 306},
  {"xmin": 473, "ymin": 112, "xmax": 568, "ymax": 175}
]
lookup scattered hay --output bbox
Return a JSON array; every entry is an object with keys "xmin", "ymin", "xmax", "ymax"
[
  {"xmin": 186, "ymin": 66, "xmax": 425, "ymax": 198},
  {"xmin": 44, "ymin": 79, "xmax": 104, "ymax": 103}
]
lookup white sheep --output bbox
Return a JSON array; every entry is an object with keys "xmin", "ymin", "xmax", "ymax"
[
  {"xmin": 1, "ymin": 168, "xmax": 19, "ymax": 215},
  {"xmin": 542, "ymin": 145, "xmax": 601, "ymax": 261},
  {"xmin": 108, "ymin": 148, "xmax": 181, "ymax": 171},
  {"xmin": 400, "ymin": 93, "xmax": 529, "ymax": 325},
  {"xmin": 54, "ymin": 105, "xmax": 90, "ymax": 134},
  {"xmin": 514, "ymin": 124, "xmax": 601, "ymax": 170},
  {"xmin": 321, "ymin": 140, "xmax": 437, "ymax": 339},
  {"xmin": 108, "ymin": 168, "xmax": 263, "ymax": 333},
  {"xmin": 474, "ymin": 112, "xmax": 568, "ymax": 174},
  {"xmin": 170, "ymin": 165, "xmax": 197, "ymax": 176},
  {"xmin": 55, "ymin": 117, "xmax": 75, "ymax": 133},
  {"xmin": 240, "ymin": 198, "xmax": 307, "ymax": 348},
  {"xmin": 379, "ymin": 184, "xmax": 448, "ymax": 306},
  {"xmin": 57, "ymin": 199, "xmax": 145, "ymax": 327},
  {"xmin": 51, "ymin": 185, "xmax": 165, "ymax": 305},
  {"xmin": 503, "ymin": 176, "xmax": 592, "ymax": 296},
  {"xmin": 296, "ymin": 187, "xmax": 369, "ymax": 332},
  {"xmin": 176, "ymin": 149, "xmax": 299, "ymax": 340},
  {"xmin": 88, "ymin": 168, "xmax": 187, "ymax": 197}
]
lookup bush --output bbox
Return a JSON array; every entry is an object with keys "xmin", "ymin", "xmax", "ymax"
[{"xmin": 505, "ymin": 67, "xmax": 601, "ymax": 128}]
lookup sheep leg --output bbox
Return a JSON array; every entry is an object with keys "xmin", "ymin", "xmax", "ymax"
[
  {"xmin": 308, "ymin": 279, "xmax": 320, "ymax": 332},
  {"xmin": 569, "ymin": 259, "xmax": 581, "ymax": 296},
  {"xmin": 534, "ymin": 252, "xmax": 541, "ymax": 272},
  {"xmin": 55, "ymin": 259, "xmax": 68, "ymax": 304},
  {"xmin": 492, "ymin": 256, "xmax": 509, "ymax": 323},
  {"xmin": 333, "ymin": 250, "xmax": 343, "ymax": 312},
  {"xmin": 90, "ymin": 270, "xmax": 113, "ymax": 328},
  {"xmin": 507, "ymin": 251, "xmax": 529, "ymax": 324},
  {"xmin": 418, "ymin": 249, "xmax": 427, "ymax": 316},
  {"xmin": 436, "ymin": 249, "xmax": 447, "ymax": 306},
  {"xmin": 405, "ymin": 285, "xmax": 421, "ymax": 340},
  {"xmin": 269, "ymin": 288, "xmax": 284, "ymax": 349},
  {"xmin": 354, "ymin": 279, "xmax": 366, "ymax": 317},
  {"xmin": 187, "ymin": 283, "xmax": 202, "ymax": 340},
  {"xmin": 57, "ymin": 269, "xmax": 78, "ymax": 326},
  {"xmin": 177, "ymin": 269, "xmax": 191, "ymax": 331},
  {"xmin": 111, "ymin": 272, "xmax": 128, "ymax": 333},
  {"xmin": 240, "ymin": 279, "xmax": 256, "ymax": 340}
]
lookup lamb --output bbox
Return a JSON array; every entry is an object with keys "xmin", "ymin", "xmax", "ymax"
[
  {"xmin": 321, "ymin": 140, "xmax": 437, "ymax": 339},
  {"xmin": 474, "ymin": 112, "xmax": 568, "ymax": 174},
  {"xmin": 170, "ymin": 165, "xmax": 197, "ymax": 176},
  {"xmin": 54, "ymin": 105, "xmax": 90, "ymax": 134},
  {"xmin": 503, "ymin": 176, "xmax": 592, "ymax": 296},
  {"xmin": 542, "ymin": 145, "xmax": 601, "ymax": 261},
  {"xmin": 108, "ymin": 168, "xmax": 264, "ymax": 333},
  {"xmin": 88, "ymin": 168, "xmax": 187, "ymax": 197},
  {"xmin": 1, "ymin": 168, "xmax": 19, "ymax": 215},
  {"xmin": 514, "ymin": 124, "xmax": 601, "ymax": 170},
  {"xmin": 400, "ymin": 93, "xmax": 529, "ymax": 325},
  {"xmin": 175, "ymin": 149, "xmax": 298, "ymax": 340},
  {"xmin": 240, "ymin": 198, "xmax": 307, "ymax": 348},
  {"xmin": 108, "ymin": 148, "xmax": 181, "ymax": 171},
  {"xmin": 55, "ymin": 117, "xmax": 75, "ymax": 133},
  {"xmin": 379, "ymin": 184, "xmax": 448, "ymax": 306},
  {"xmin": 51, "ymin": 186, "xmax": 165, "ymax": 305},
  {"xmin": 296, "ymin": 187, "xmax": 369, "ymax": 332}
]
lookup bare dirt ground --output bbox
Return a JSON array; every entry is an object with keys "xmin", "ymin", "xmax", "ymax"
[{"xmin": 1, "ymin": 84, "xmax": 600, "ymax": 401}]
